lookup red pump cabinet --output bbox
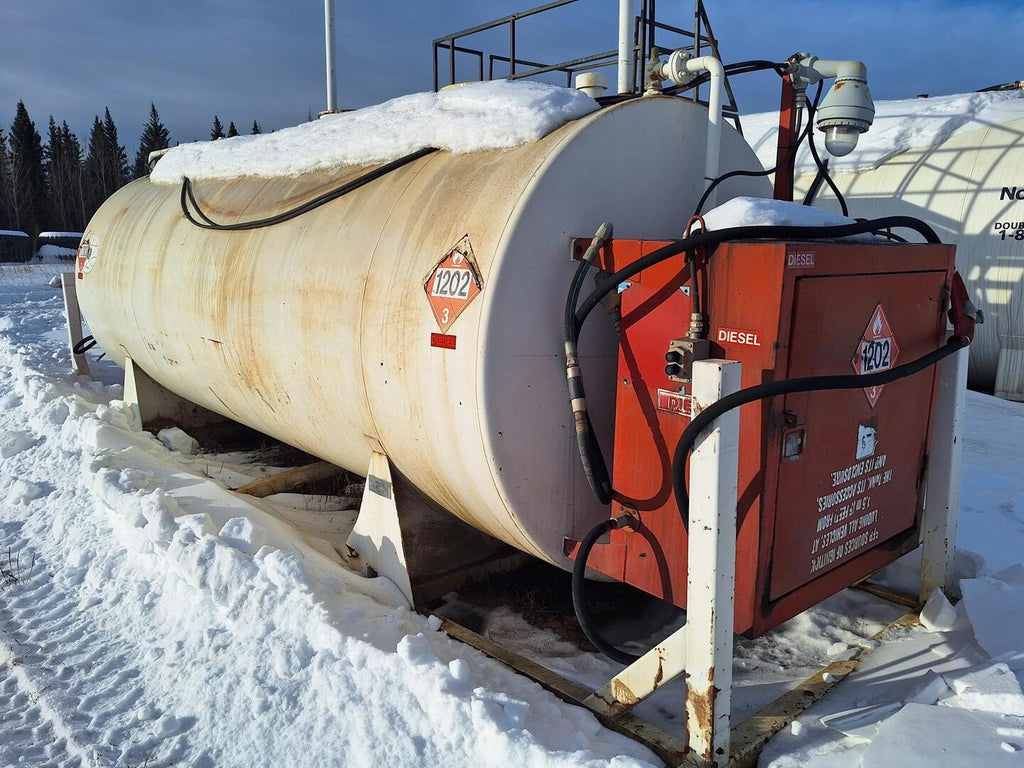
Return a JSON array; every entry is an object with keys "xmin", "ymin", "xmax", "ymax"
[{"xmin": 578, "ymin": 239, "xmax": 955, "ymax": 636}]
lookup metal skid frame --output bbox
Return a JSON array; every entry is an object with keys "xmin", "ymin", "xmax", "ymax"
[{"xmin": 436, "ymin": 351, "xmax": 966, "ymax": 767}]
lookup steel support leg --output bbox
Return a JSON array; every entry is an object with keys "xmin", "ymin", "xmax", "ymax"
[
  {"xmin": 348, "ymin": 451, "xmax": 417, "ymax": 606},
  {"xmin": 347, "ymin": 450, "xmax": 514, "ymax": 609},
  {"xmin": 123, "ymin": 357, "xmax": 226, "ymax": 431},
  {"xmin": 61, "ymin": 272, "xmax": 90, "ymax": 376},
  {"xmin": 685, "ymin": 359, "xmax": 742, "ymax": 766},
  {"xmin": 584, "ymin": 360, "xmax": 741, "ymax": 766},
  {"xmin": 919, "ymin": 342, "xmax": 968, "ymax": 601}
]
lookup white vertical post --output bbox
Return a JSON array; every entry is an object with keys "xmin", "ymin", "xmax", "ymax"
[
  {"xmin": 617, "ymin": 0, "xmax": 634, "ymax": 94},
  {"xmin": 685, "ymin": 359, "xmax": 741, "ymax": 765},
  {"xmin": 324, "ymin": 0, "xmax": 338, "ymax": 112},
  {"xmin": 920, "ymin": 343, "xmax": 968, "ymax": 601},
  {"xmin": 60, "ymin": 272, "xmax": 90, "ymax": 377}
]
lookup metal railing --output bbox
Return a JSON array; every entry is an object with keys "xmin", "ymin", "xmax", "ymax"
[{"xmin": 431, "ymin": 0, "xmax": 742, "ymax": 131}]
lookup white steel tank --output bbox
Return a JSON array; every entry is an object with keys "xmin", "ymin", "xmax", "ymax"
[
  {"xmin": 794, "ymin": 104, "xmax": 1024, "ymax": 400},
  {"xmin": 77, "ymin": 96, "xmax": 771, "ymax": 568}
]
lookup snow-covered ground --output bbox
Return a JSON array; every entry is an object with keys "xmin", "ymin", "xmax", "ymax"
[{"xmin": 1, "ymin": 262, "xmax": 1023, "ymax": 767}]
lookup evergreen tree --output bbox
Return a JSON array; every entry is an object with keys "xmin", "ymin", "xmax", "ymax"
[
  {"xmin": 102, "ymin": 108, "xmax": 129, "ymax": 188},
  {"xmin": 8, "ymin": 101, "xmax": 50, "ymax": 239},
  {"xmin": 134, "ymin": 103, "xmax": 171, "ymax": 178},
  {"xmin": 226, "ymin": 121, "xmax": 238, "ymax": 138},
  {"xmin": 83, "ymin": 116, "xmax": 108, "ymax": 219},
  {"xmin": 211, "ymin": 115, "xmax": 225, "ymax": 140},
  {"xmin": 45, "ymin": 117, "xmax": 85, "ymax": 232},
  {"xmin": 251, "ymin": 120, "xmax": 261, "ymax": 135},
  {"xmin": 0, "ymin": 129, "xmax": 14, "ymax": 230},
  {"xmin": 82, "ymin": 108, "xmax": 127, "ymax": 220}
]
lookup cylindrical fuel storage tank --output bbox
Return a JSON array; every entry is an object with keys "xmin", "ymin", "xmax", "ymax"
[
  {"xmin": 77, "ymin": 96, "xmax": 771, "ymax": 569},
  {"xmin": 794, "ymin": 106, "xmax": 1024, "ymax": 400}
]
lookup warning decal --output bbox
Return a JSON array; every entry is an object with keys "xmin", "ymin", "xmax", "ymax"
[
  {"xmin": 424, "ymin": 235, "xmax": 482, "ymax": 334},
  {"xmin": 851, "ymin": 304, "xmax": 900, "ymax": 408},
  {"xmin": 76, "ymin": 233, "xmax": 98, "ymax": 279}
]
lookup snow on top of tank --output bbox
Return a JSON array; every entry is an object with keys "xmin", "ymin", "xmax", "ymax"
[
  {"xmin": 38, "ymin": 231, "xmax": 83, "ymax": 238},
  {"xmin": 150, "ymin": 80, "xmax": 598, "ymax": 184},
  {"xmin": 0, "ymin": 230, "xmax": 30, "ymax": 237},
  {"xmin": 702, "ymin": 196, "xmax": 883, "ymax": 241},
  {"xmin": 742, "ymin": 88, "xmax": 1024, "ymax": 174}
]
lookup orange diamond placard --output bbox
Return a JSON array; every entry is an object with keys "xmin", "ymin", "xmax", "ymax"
[
  {"xmin": 424, "ymin": 235, "xmax": 483, "ymax": 334},
  {"xmin": 851, "ymin": 303, "xmax": 900, "ymax": 408}
]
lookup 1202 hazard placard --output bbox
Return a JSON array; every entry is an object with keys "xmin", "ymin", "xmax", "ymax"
[
  {"xmin": 424, "ymin": 235, "xmax": 483, "ymax": 334},
  {"xmin": 851, "ymin": 303, "xmax": 900, "ymax": 408}
]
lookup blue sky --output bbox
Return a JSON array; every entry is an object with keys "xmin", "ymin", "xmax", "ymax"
[{"xmin": 1, "ymin": 0, "xmax": 1021, "ymax": 151}]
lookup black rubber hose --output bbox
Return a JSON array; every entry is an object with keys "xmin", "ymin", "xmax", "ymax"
[
  {"xmin": 179, "ymin": 147, "xmax": 438, "ymax": 231},
  {"xmin": 564, "ymin": 224, "xmax": 614, "ymax": 505},
  {"xmin": 564, "ymin": 227, "xmax": 609, "ymax": 346},
  {"xmin": 806, "ymin": 121, "xmax": 849, "ymax": 217},
  {"xmin": 676, "ymin": 60, "xmax": 788, "ymax": 93},
  {"xmin": 671, "ymin": 336, "xmax": 966, "ymax": 531},
  {"xmin": 72, "ymin": 335, "xmax": 97, "ymax": 355},
  {"xmin": 572, "ymin": 217, "xmax": 941, "ymax": 337},
  {"xmin": 802, "ymin": 159, "xmax": 828, "ymax": 206},
  {"xmin": 572, "ymin": 519, "xmax": 640, "ymax": 665}
]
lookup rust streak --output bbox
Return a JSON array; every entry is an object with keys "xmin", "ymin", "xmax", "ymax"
[
  {"xmin": 685, "ymin": 666, "xmax": 718, "ymax": 761},
  {"xmin": 652, "ymin": 651, "xmax": 665, "ymax": 690}
]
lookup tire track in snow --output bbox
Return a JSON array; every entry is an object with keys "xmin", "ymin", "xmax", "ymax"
[
  {"xmin": 0, "ymin": 523, "xmax": 188, "ymax": 768},
  {"xmin": 0, "ymin": 292, "xmax": 196, "ymax": 767}
]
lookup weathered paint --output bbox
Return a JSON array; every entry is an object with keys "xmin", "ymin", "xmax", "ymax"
[{"xmin": 77, "ymin": 97, "xmax": 771, "ymax": 569}]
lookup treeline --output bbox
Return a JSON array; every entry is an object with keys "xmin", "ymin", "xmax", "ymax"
[{"xmin": 0, "ymin": 102, "xmax": 263, "ymax": 243}]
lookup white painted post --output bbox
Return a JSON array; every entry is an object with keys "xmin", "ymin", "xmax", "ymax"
[
  {"xmin": 324, "ymin": 0, "xmax": 338, "ymax": 113},
  {"xmin": 617, "ymin": 0, "xmax": 634, "ymax": 94},
  {"xmin": 60, "ymin": 272, "xmax": 90, "ymax": 377},
  {"xmin": 685, "ymin": 359, "xmax": 741, "ymax": 766},
  {"xmin": 920, "ymin": 343, "xmax": 968, "ymax": 602}
]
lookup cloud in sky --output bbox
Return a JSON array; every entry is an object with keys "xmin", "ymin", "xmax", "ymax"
[{"xmin": 0, "ymin": 0, "xmax": 1020, "ymax": 151}]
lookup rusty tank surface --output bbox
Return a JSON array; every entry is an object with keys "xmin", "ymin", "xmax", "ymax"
[{"xmin": 76, "ymin": 96, "xmax": 771, "ymax": 568}]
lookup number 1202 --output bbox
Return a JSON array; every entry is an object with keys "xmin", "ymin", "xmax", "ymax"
[{"xmin": 431, "ymin": 268, "xmax": 472, "ymax": 299}]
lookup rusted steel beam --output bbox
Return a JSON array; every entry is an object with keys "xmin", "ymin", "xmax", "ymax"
[
  {"xmin": 850, "ymin": 581, "xmax": 921, "ymax": 610},
  {"xmin": 727, "ymin": 612, "xmax": 920, "ymax": 768},
  {"xmin": 440, "ymin": 618, "xmax": 696, "ymax": 767},
  {"xmin": 445, "ymin": 611, "xmax": 920, "ymax": 768},
  {"xmin": 584, "ymin": 625, "xmax": 688, "ymax": 719},
  {"xmin": 233, "ymin": 460, "xmax": 342, "ymax": 498}
]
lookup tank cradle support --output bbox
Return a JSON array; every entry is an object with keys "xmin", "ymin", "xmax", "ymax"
[
  {"xmin": 123, "ymin": 357, "xmax": 228, "ymax": 432},
  {"xmin": 345, "ymin": 450, "xmax": 522, "ymax": 608},
  {"xmin": 60, "ymin": 272, "xmax": 90, "ymax": 377}
]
